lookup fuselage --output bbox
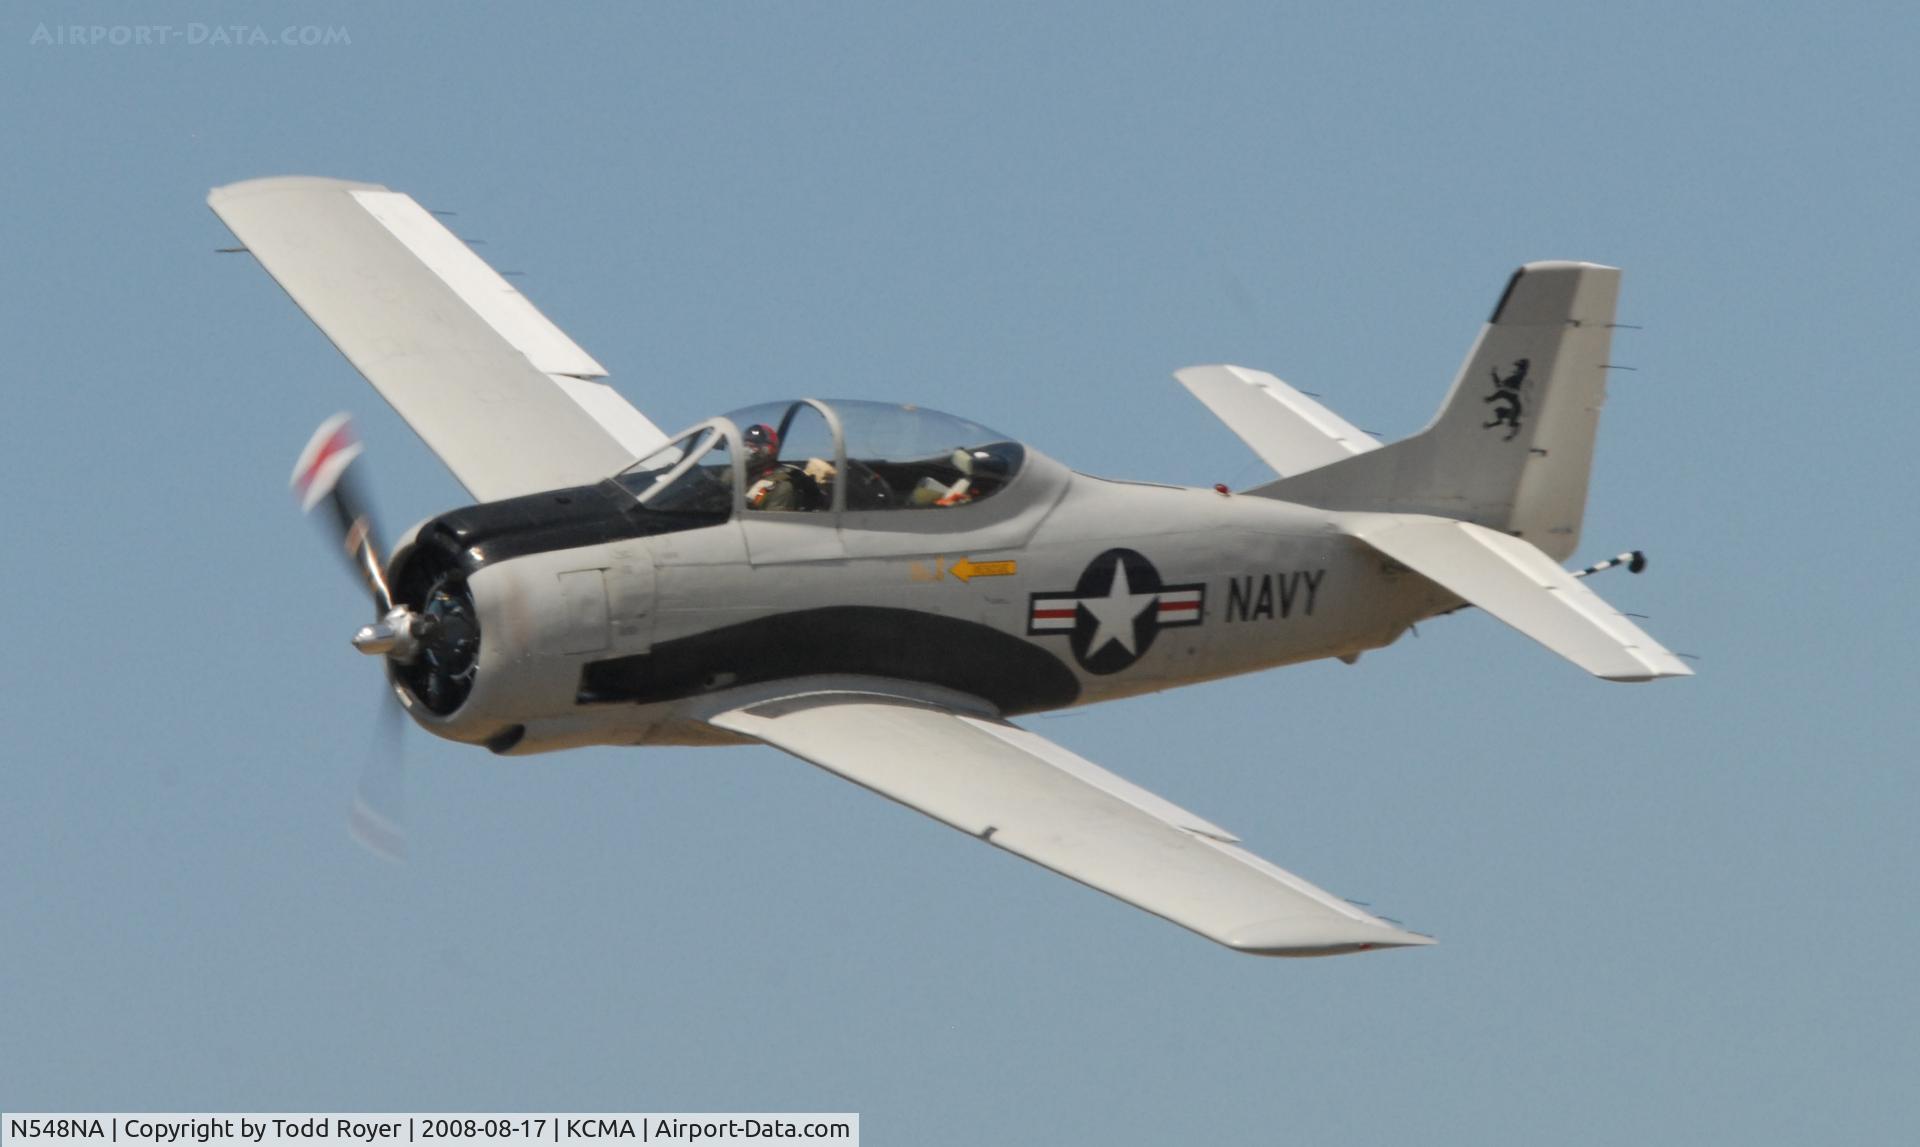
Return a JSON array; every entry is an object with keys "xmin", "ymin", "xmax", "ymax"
[{"xmin": 384, "ymin": 435, "xmax": 1449, "ymax": 755}]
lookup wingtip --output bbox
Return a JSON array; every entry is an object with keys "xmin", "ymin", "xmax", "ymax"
[
  {"xmin": 1220, "ymin": 917, "xmax": 1436, "ymax": 957},
  {"xmin": 1600, "ymin": 657, "xmax": 1696, "ymax": 683},
  {"xmin": 207, "ymin": 174, "xmax": 390, "ymax": 208}
]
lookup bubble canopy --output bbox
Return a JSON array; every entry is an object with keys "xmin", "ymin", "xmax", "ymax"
[{"xmin": 615, "ymin": 399, "xmax": 1026, "ymax": 514}]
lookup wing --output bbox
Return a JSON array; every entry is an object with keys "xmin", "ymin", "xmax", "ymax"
[
  {"xmin": 208, "ymin": 176, "xmax": 668, "ymax": 502},
  {"xmin": 1342, "ymin": 511, "xmax": 1693, "ymax": 681},
  {"xmin": 709, "ymin": 687, "xmax": 1432, "ymax": 957},
  {"xmin": 1175, "ymin": 364, "xmax": 1381, "ymax": 478}
]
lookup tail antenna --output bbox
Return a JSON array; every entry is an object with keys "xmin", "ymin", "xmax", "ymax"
[{"xmin": 1572, "ymin": 550, "xmax": 1648, "ymax": 580}]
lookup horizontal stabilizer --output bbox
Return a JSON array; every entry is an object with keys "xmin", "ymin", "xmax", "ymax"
[
  {"xmin": 1175, "ymin": 365, "xmax": 1381, "ymax": 478},
  {"xmin": 1341, "ymin": 512, "xmax": 1692, "ymax": 682}
]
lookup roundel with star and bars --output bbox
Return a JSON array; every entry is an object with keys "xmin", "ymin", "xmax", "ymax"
[{"xmin": 1025, "ymin": 548, "xmax": 1206, "ymax": 675}]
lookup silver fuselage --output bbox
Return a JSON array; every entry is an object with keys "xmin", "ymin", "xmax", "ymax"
[{"xmin": 392, "ymin": 448, "xmax": 1450, "ymax": 755}]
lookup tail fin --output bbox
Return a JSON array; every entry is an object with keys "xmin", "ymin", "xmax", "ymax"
[{"xmin": 1253, "ymin": 262, "xmax": 1621, "ymax": 561}]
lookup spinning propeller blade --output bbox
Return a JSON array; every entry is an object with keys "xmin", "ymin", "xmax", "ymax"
[
  {"xmin": 292, "ymin": 413, "xmax": 395, "ymax": 613},
  {"xmin": 348, "ymin": 696, "xmax": 408, "ymax": 863},
  {"xmin": 293, "ymin": 414, "xmax": 411, "ymax": 862}
]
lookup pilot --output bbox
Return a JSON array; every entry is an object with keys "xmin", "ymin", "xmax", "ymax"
[{"xmin": 743, "ymin": 423, "xmax": 800, "ymax": 511}]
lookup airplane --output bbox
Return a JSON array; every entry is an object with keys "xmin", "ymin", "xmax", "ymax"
[{"xmin": 210, "ymin": 175, "xmax": 1691, "ymax": 958}]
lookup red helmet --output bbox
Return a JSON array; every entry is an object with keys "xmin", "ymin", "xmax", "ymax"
[{"xmin": 743, "ymin": 423, "xmax": 780, "ymax": 470}]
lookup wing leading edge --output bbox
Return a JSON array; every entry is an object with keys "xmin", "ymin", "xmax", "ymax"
[
  {"xmin": 709, "ymin": 688, "xmax": 1432, "ymax": 957},
  {"xmin": 208, "ymin": 176, "xmax": 667, "ymax": 502}
]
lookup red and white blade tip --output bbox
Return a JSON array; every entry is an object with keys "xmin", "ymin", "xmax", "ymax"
[{"xmin": 291, "ymin": 413, "xmax": 364, "ymax": 513}]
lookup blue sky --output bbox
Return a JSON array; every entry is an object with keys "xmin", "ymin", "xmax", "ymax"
[{"xmin": 4, "ymin": 2, "xmax": 1915, "ymax": 1141}]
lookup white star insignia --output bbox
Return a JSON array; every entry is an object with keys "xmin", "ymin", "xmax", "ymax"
[{"xmin": 1079, "ymin": 560, "xmax": 1158, "ymax": 657}]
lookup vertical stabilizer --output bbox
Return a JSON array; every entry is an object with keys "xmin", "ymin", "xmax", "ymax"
[{"xmin": 1254, "ymin": 262, "xmax": 1620, "ymax": 561}]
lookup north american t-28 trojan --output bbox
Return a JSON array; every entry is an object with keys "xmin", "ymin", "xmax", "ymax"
[{"xmin": 210, "ymin": 176, "xmax": 1689, "ymax": 957}]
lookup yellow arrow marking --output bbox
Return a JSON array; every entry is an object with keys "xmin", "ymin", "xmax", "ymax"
[{"xmin": 949, "ymin": 558, "xmax": 1017, "ymax": 583}]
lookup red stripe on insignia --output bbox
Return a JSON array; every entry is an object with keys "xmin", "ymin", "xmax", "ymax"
[
  {"xmin": 1032, "ymin": 607, "xmax": 1078, "ymax": 620},
  {"xmin": 1158, "ymin": 601, "xmax": 1199, "ymax": 613}
]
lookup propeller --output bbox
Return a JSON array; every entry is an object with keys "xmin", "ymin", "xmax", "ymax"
[
  {"xmin": 291, "ymin": 413, "xmax": 426, "ymax": 662},
  {"xmin": 348, "ymin": 698, "xmax": 408, "ymax": 862},
  {"xmin": 291, "ymin": 413, "xmax": 415, "ymax": 862}
]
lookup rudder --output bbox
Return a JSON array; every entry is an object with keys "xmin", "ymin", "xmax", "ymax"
[{"xmin": 1253, "ymin": 262, "xmax": 1621, "ymax": 561}]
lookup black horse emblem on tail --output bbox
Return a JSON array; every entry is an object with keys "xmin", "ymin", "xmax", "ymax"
[{"xmin": 1482, "ymin": 358, "xmax": 1529, "ymax": 441}]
